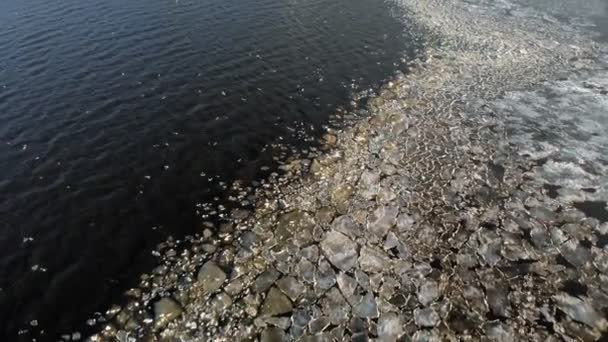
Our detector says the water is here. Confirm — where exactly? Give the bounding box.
[0,0,417,339]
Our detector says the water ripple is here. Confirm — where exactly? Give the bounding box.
[0,0,417,339]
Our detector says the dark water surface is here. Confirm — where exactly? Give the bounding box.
[0,0,416,339]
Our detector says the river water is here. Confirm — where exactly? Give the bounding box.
[0,0,418,339]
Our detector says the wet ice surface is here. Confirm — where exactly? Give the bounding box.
[75,0,608,341]
[488,56,608,207]
[509,0,608,42]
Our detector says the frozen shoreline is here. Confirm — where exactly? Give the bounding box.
[84,0,608,341]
